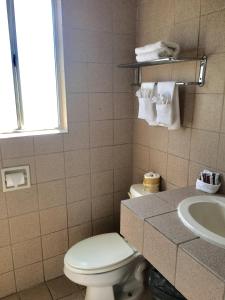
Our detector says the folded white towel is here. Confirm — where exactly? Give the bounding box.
[156,103,173,126]
[136,82,156,125]
[135,41,180,56]
[156,82,180,130]
[136,47,175,62]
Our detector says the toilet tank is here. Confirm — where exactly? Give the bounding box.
[129,184,152,198]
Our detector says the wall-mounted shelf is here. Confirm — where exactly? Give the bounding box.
[118,56,207,87]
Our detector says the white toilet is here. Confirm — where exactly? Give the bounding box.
[64,185,152,300]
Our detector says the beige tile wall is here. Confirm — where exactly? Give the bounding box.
[3,0,225,297]
[133,0,225,192]
[0,0,137,297]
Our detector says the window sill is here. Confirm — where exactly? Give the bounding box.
[0,128,68,139]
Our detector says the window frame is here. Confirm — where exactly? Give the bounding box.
[0,0,67,138]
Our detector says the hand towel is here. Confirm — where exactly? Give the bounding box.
[136,82,157,125]
[156,82,180,130]
[156,102,173,126]
[135,41,180,56]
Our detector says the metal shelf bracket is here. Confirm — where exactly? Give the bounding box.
[198,55,207,87]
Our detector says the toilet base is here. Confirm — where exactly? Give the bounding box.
[85,286,114,300]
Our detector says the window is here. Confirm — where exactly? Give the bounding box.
[0,0,67,137]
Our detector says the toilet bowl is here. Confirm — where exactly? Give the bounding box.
[64,233,146,300]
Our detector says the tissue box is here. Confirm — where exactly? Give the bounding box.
[196,179,221,194]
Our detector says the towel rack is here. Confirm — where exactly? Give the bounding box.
[118,56,207,87]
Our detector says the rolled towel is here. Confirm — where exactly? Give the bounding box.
[136,47,175,62]
[135,41,180,56]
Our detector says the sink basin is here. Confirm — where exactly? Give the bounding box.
[178,195,225,248]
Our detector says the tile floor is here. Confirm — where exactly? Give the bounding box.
[1,276,85,300]
[1,275,153,300]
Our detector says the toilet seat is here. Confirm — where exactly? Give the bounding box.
[65,253,139,275]
[64,233,137,275]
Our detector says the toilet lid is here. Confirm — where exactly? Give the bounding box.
[64,233,135,270]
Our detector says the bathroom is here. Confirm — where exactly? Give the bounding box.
[0,0,225,299]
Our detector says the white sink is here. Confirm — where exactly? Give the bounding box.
[178,195,225,248]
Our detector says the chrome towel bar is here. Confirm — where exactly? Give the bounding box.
[118,56,207,87]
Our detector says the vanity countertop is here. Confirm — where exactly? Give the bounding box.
[120,186,225,300]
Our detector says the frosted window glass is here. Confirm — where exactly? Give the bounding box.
[0,0,18,132]
[14,0,59,130]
